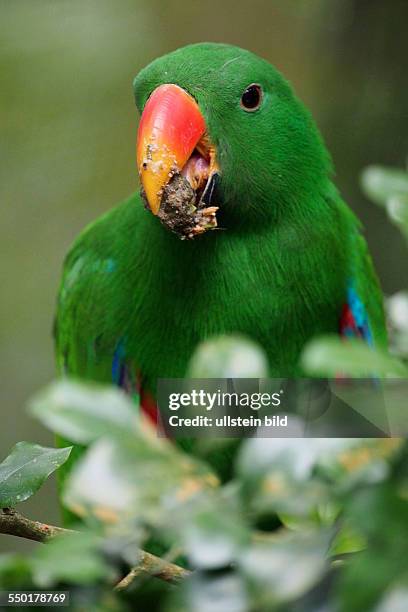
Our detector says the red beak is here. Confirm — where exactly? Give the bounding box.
[136,84,217,215]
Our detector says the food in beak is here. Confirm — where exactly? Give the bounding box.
[137,84,220,239]
[154,170,219,240]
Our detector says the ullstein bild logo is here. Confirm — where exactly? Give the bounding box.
[167,412,288,429]
[157,378,408,438]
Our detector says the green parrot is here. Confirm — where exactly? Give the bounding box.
[54,42,386,480]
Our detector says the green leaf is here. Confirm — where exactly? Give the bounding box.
[237,437,354,519]
[238,437,356,482]
[183,511,245,570]
[63,438,141,521]
[361,166,408,207]
[361,165,408,240]
[239,529,331,605]
[376,587,408,612]
[387,291,408,356]
[187,334,269,378]
[0,554,33,589]
[301,335,408,378]
[177,490,249,570]
[31,531,111,587]
[387,194,408,238]
[387,291,408,332]
[29,380,138,445]
[237,439,396,521]
[169,572,249,612]
[329,523,366,556]
[336,483,408,611]
[0,442,71,507]
[63,435,218,525]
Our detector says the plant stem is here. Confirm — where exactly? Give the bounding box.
[0,508,190,586]
[0,508,70,541]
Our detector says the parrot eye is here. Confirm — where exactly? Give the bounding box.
[240,84,263,111]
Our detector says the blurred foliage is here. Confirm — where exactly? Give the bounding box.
[1,160,408,610]
[361,166,408,240]
[2,0,408,609]
[2,0,408,555]
[0,379,406,611]
[187,335,269,378]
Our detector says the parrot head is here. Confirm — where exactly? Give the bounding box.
[134,43,331,235]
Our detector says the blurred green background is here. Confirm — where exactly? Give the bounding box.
[1,0,407,552]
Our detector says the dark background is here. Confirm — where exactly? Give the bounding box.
[1,0,407,553]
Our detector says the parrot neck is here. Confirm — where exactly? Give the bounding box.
[137,182,348,308]
[120,188,350,383]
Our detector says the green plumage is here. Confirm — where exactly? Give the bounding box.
[54,43,386,496]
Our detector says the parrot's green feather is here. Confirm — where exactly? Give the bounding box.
[54,43,386,517]
[56,190,385,383]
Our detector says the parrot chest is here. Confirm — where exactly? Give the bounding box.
[124,230,346,381]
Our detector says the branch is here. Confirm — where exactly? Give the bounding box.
[0,508,71,542]
[0,508,190,586]
[115,549,188,590]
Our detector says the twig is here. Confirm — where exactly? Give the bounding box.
[0,508,71,542]
[114,549,189,590]
[0,508,190,587]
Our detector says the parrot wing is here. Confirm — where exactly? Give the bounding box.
[53,196,159,520]
[56,196,137,381]
[338,203,387,349]
[54,197,159,406]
